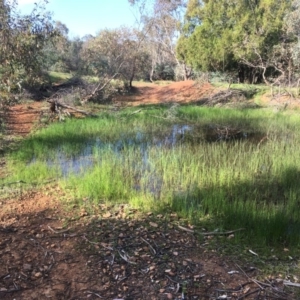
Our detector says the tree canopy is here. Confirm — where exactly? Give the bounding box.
[177,0,295,84]
[0,0,57,93]
[2,0,300,102]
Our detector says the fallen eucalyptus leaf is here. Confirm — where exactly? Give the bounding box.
[149,222,158,228]
[249,249,258,256]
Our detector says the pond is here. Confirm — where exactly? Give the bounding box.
[41,124,264,199]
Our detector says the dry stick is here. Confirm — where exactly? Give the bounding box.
[47,225,70,234]
[165,275,180,284]
[257,136,268,150]
[283,280,300,288]
[117,250,137,265]
[86,291,103,298]
[235,264,264,290]
[82,235,113,250]
[177,224,245,236]
[177,225,194,233]
[201,228,245,236]
[140,237,156,255]
[165,276,181,294]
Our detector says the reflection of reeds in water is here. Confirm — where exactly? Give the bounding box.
[4,105,300,247]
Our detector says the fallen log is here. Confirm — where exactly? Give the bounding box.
[47,99,98,117]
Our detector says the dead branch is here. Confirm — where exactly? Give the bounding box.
[47,225,70,234]
[81,57,126,104]
[177,224,245,236]
[47,99,97,117]
[177,225,194,233]
[81,73,120,103]
[201,228,245,236]
[283,280,300,288]
[235,263,264,290]
[198,89,258,107]
[117,250,137,264]
[140,237,156,255]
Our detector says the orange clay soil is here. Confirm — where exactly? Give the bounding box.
[114,81,216,106]
[0,81,295,299]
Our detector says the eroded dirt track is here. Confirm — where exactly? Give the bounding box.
[3,102,44,136]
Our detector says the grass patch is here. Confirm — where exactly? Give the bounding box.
[4,105,300,250]
[48,71,73,84]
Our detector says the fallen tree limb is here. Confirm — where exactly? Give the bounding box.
[81,73,119,103]
[47,99,98,117]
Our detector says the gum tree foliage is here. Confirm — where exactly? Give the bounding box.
[64,37,84,73]
[81,27,151,88]
[285,0,300,72]
[42,21,84,73]
[0,0,57,94]
[177,0,292,84]
[42,21,70,71]
[129,0,190,80]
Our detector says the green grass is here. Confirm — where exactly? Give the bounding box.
[48,71,122,85]
[4,105,300,249]
[48,71,73,84]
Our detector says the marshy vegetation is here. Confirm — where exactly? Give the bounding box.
[3,104,300,249]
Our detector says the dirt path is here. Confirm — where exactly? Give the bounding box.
[115,81,216,106]
[0,82,295,299]
[1,189,290,300]
[3,102,44,136]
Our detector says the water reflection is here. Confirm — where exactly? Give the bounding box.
[35,124,263,196]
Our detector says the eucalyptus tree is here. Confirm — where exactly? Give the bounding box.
[0,0,57,94]
[81,27,151,89]
[41,21,71,72]
[129,0,190,80]
[284,0,300,78]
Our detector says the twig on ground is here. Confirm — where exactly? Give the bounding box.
[200,228,245,236]
[177,225,194,233]
[166,274,180,284]
[235,264,264,290]
[82,235,113,250]
[117,250,137,265]
[283,280,300,288]
[140,237,156,255]
[47,225,70,234]
[86,291,103,298]
[177,224,245,236]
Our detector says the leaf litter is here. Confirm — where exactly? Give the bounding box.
[0,187,295,299]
